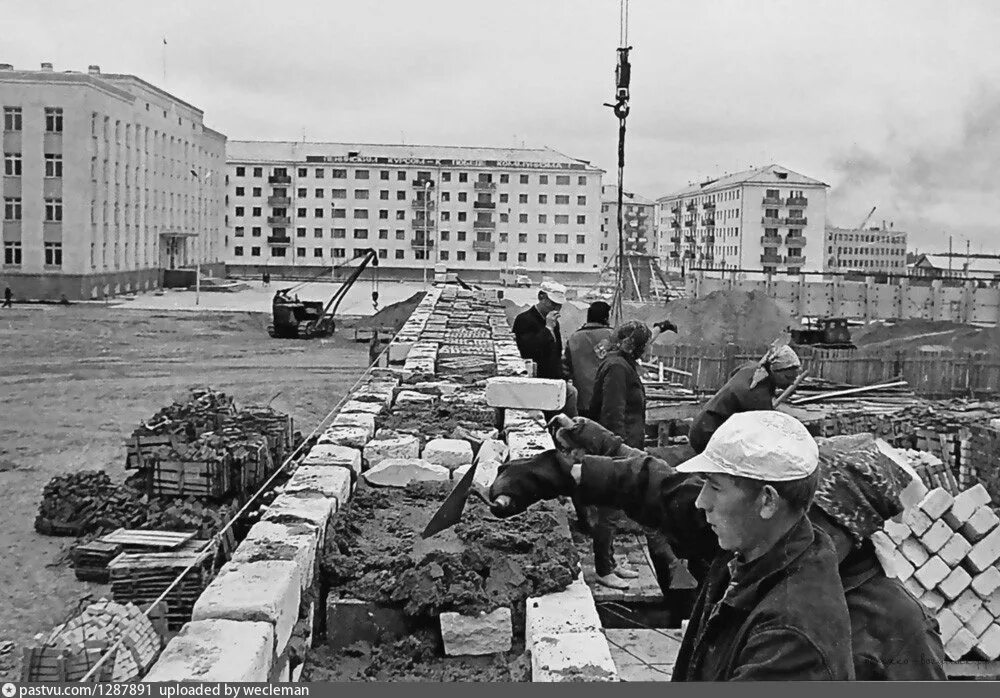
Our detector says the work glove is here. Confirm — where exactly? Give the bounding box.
[549,415,624,457]
[653,319,678,333]
[489,450,576,518]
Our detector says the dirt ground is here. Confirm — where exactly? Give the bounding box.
[0,304,368,674]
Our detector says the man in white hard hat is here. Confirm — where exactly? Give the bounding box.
[488,411,854,680]
[512,280,577,415]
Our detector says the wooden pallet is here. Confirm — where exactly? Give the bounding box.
[125,433,186,471]
[100,528,196,551]
[150,456,232,499]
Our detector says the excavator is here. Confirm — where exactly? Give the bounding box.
[267,248,379,339]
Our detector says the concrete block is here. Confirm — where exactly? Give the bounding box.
[914,556,949,590]
[937,608,963,644]
[388,341,413,363]
[317,425,370,449]
[413,380,461,396]
[473,459,502,490]
[966,527,1000,574]
[362,458,450,487]
[440,607,512,656]
[423,438,474,470]
[507,431,556,460]
[232,520,319,592]
[967,608,995,638]
[971,566,1000,598]
[973,624,1000,661]
[526,576,602,646]
[986,589,1000,617]
[944,484,992,529]
[452,464,470,481]
[917,488,954,520]
[262,492,336,547]
[331,411,377,435]
[477,439,509,464]
[939,533,974,568]
[938,566,973,601]
[532,632,618,682]
[301,444,362,475]
[945,627,979,662]
[920,590,946,613]
[485,377,567,411]
[961,506,1000,543]
[394,390,439,407]
[193,560,300,656]
[326,597,409,650]
[340,399,386,416]
[921,519,954,554]
[900,537,930,567]
[143,619,274,682]
[952,588,984,625]
[367,367,406,383]
[284,465,352,507]
[363,431,420,468]
[903,576,925,600]
[904,507,934,536]
[873,537,915,581]
[883,519,911,546]
[504,409,546,433]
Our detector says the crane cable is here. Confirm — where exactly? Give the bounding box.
[607,0,632,324]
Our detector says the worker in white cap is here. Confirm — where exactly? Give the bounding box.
[512,280,577,415]
[688,343,801,454]
[488,410,854,680]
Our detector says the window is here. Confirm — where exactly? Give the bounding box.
[442,192,450,202]
[498,252,508,262]
[441,212,451,222]
[314,188,324,198]
[577,196,587,206]
[253,167,263,177]
[457,212,467,222]
[456,251,466,261]
[380,170,390,180]
[355,189,369,200]
[297,247,306,258]
[296,227,307,238]
[334,248,346,258]
[554,253,568,263]
[476,251,491,261]
[355,170,369,180]
[556,175,570,185]
[538,214,547,224]
[538,195,548,204]
[518,252,527,263]
[519,194,528,204]
[396,211,406,220]
[395,249,405,259]
[397,171,406,181]
[440,250,450,261]
[578,176,587,186]
[235,166,246,177]
[378,249,388,259]
[252,207,262,216]
[519,175,529,184]
[458,192,467,202]
[314,168,325,179]
[576,254,585,263]
[554,194,569,205]
[442,172,452,182]
[537,252,547,263]
[272,247,287,257]
[296,207,307,217]
[332,189,347,199]
[379,190,389,200]
[234,246,244,256]
[539,175,548,185]
[253,187,262,197]
[45,198,63,222]
[333,208,346,219]
[395,230,405,240]
[333,228,346,238]
[250,246,261,256]
[41,241,62,266]
[519,213,528,224]
[576,235,586,244]
[499,193,509,203]
[354,228,369,239]
[457,231,467,242]
[499,213,508,223]
[45,107,63,133]
[4,152,21,176]
[252,227,262,237]
[554,234,568,244]
[554,215,569,225]
[298,168,307,177]
[576,215,586,225]
[314,248,324,257]
[500,174,509,184]
[459,172,468,183]
[4,241,22,265]
[236,187,245,196]
[538,233,548,243]
[332,169,347,179]
[235,226,245,237]
[3,107,22,131]
[440,231,450,241]
[378,229,388,239]
[378,209,389,220]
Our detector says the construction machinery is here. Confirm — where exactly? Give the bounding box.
[267,249,379,339]
[789,317,856,349]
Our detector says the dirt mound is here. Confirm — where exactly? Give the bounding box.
[356,292,426,331]
[854,319,1000,353]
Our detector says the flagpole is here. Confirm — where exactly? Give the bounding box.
[162,37,167,85]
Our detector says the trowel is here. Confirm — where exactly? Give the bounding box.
[421,459,492,538]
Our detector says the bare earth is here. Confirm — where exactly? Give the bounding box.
[0,304,367,672]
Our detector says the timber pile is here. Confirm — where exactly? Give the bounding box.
[72,541,123,583]
[21,599,160,682]
[126,388,237,469]
[874,483,1000,662]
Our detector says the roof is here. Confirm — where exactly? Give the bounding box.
[657,164,829,202]
[100,73,203,115]
[226,141,604,171]
[601,185,655,206]
[915,254,1000,275]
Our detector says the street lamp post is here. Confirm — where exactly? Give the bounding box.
[423,180,432,286]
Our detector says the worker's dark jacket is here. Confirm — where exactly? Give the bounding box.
[840,544,947,680]
[590,350,646,449]
[575,453,854,681]
[513,306,563,379]
[562,323,613,417]
[688,365,774,453]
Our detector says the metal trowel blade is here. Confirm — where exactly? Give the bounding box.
[421,459,480,539]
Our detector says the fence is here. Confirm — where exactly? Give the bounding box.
[650,344,1000,398]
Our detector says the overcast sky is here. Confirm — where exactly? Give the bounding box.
[3,0,998,252]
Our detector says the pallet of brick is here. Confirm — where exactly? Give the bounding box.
[149,454,233,500]
[99,528,196,552]
[960,425,1000,500]
[875,483,1000,662]
[72,541,124,583]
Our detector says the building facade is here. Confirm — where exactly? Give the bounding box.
[223,142,604,283]
[1,62,226,300]
[656,165,828,275]
[823,226,907,274]
[599,185,657,266]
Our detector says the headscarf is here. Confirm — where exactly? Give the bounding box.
[749,344,801,389]
[812,434,913,546]
[609,321,653,362]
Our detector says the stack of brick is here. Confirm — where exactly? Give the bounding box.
[874,483,1000,662]
[960,424,1000,501]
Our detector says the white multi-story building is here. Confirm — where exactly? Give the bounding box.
[0,62,226,300]
[656,165,828,275]
[824,225,907,274]
[599,185,657,266]
[223,142,604,283]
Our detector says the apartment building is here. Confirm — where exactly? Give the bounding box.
[824,225,907,274]
[224,142,604,283]
[656,165,828,275]
[0,62,226,300]
[599,185,657,266]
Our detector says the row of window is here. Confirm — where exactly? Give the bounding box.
[2,241,62,266]
[3,152,63,177]
[835,260,906,269]
[234,226,589,244]
[3,197,62,221]
[234,186,588,206]
[232,206,587,225]
[835,247,905,257]
[231,245,586,264]
[830,232,905,244]
[234,165,589,187]
[3,107,62,132]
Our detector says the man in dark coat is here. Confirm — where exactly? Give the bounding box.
[512,281,566,380]
[489,411,855,681]
[562,301,613,420]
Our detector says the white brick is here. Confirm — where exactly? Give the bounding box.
[477,439,509,464]
[340,399,386,415]
[883,520,911,546]
[388,341,413,363]
[945,627,979,661]
[485,377,567,411]
[873,537,915,581]
[971,567,1000,598]
[473,459,502,490]
[507,431,556,460]
[902,576,925,601]
[966,527,1000,574]
[262,492,337,547]
[395,390,438,407]
[526,576,602,646]
[900,537,930,567]
[973,624,1000,661]
[938,533,973,568]
[938,566,973,601]
[331,411,377,435]
[363,431,420,468]
[193,560,300,656]
[317,425,370,449]
[904,507,934,536]
[504,409,546,433]
[986,589,1000,617]
[937,608,963,644]
[143,619,274,682]
[452,464,471,481]
[920,590,946,613]
[362,458,450,487]
[921,519,954,554]
[301,444,362,475]
[967,608,995,638]
[531,632,618,682]
[914,556,950,590]
[917,488,954,519]
[232,520,319,592]
[961,506,1000,543]
[284,465,352,507]
[422,438,474,470]
[440,608,512,656]
[952,588,984,624]
[944,484,992,530]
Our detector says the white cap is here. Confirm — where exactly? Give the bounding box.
[539,281,567,305]
[678,411,818,482]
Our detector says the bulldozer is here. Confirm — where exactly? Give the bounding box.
[267,248,379,339]
[789,317,856,350]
